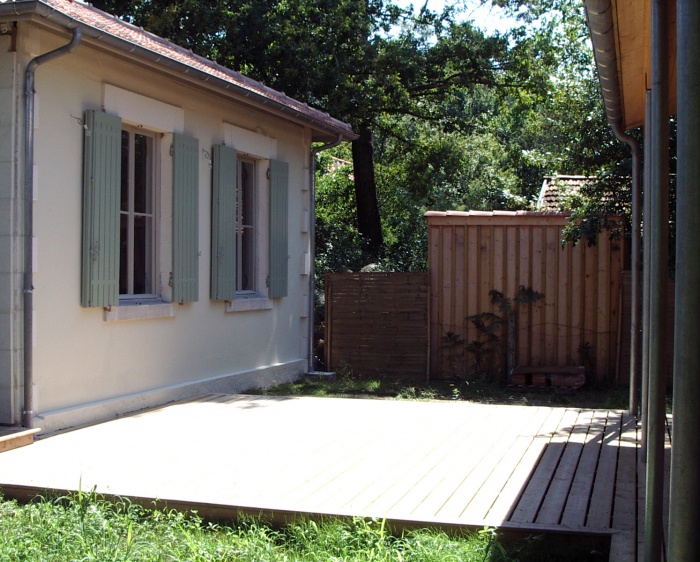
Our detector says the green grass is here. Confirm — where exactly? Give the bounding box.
[0,492,608,561]
[249,372,631,410]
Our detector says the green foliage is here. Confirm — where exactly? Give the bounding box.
[0,492,608,561]
[254,371,630,409]
[95,0,637,273]
[442,286,545,380]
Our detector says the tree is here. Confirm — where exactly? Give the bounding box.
[93,0,527,252]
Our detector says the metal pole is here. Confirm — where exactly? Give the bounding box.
[606,121,641,415]
[641,90,652,458]
[628,129,642,416]
[645,1,669,560]
[668,0,700,558]
[23,27,82,428]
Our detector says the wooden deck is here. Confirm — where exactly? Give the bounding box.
[0,395,670,561]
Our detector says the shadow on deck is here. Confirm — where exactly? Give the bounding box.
[0,395,669,562]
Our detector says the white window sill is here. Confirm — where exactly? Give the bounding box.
[103,302,177,322]
[226,295,272,313]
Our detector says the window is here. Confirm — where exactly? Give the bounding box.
[119,128,157,298]
[81,109,199,309]
[236,158,256,293]
[210,146,288,303]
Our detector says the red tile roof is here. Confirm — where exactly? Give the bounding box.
[536,175,594,211]
[1,0,356,142]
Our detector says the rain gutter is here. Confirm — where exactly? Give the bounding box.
[584,0,642,415]
[22,26,83,428]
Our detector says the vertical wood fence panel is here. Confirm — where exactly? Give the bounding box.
[617,271,674,385]
[325,272,430,381]
[426,211,624,383]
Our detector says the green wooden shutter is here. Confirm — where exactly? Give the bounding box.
[81,110,121,308]
[268,159,289,298]
[210,145,237,300]
[172,133,199,303]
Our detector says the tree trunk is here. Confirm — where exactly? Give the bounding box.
[351,126,384,252]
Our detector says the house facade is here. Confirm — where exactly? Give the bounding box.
[0,0,355,433]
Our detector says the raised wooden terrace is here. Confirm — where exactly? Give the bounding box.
[0,395,670,561]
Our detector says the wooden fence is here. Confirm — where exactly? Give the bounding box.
[426,211,625,384]
[324,272,430,380]
[617,271,675,385]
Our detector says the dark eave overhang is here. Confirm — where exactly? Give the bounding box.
[584,0,676,131]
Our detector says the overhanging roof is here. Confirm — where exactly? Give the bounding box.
[0,0,357,143]
[586,0,677,131]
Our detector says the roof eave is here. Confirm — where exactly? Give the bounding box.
[0,0,358,143]
[585,0,627,130]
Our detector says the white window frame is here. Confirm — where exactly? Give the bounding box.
[119,126,160,303]
[236,156,257,295]
[226,154,271,312]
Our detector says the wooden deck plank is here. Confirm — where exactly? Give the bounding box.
[0,428,40,453]
[437,407,547,521]
[309,405,484,515]
[586,410,624,529]
[509,408,579,523]
[363,405,500,519]
[610,531,637,562]
[614,413,639,532]
[400,410,514,519]
[0,395,666,562]
[458,407,554,523]
[536,409,593,525]
[560,410,609,528]
[636,419,645,562]
[487,407,570,524]
[388,406,522,521]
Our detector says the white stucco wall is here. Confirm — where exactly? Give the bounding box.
[10,24,315,432]
[0,32,22,424]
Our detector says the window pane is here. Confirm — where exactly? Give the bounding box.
[240,161,254,228]
[120,131,130,212]
[133,134,152,215]
[241,226,254,291]
[236,159,255,292]
[133,215,152,294]
[119,213,128,294]
[120,128,155,297]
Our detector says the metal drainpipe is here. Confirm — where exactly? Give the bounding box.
[641,89,652,459]
[22,27,83,428]
[584,0,642,416]
[608,122,642,416]
[308,135,343,372]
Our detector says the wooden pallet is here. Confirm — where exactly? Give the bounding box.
[510,365,586,389]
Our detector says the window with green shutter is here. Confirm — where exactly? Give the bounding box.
[82,110,200,310]
[215,154,289,308]
[211,145,237,300]
[171,133,200,303]
[268,159,289,298]
[81,110,122,308]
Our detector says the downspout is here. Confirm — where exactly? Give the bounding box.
[307,135,343,372]
[22,27,83,428]
[584,0,642,415]
[610,122,642,415]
